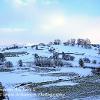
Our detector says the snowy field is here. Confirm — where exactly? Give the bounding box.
[0,43,100,100]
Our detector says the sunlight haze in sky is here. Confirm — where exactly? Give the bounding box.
[0,0,100,45]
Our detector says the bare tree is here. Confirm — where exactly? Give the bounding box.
[54,39,61,45]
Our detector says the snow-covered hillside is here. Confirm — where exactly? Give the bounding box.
[0,43,100,100]
[1,43,100,68]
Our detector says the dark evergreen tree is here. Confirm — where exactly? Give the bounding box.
[79,59,84,67]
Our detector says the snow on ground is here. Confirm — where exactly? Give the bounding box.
[0,66,78,100]
[51,45,100,67]
[0,72,59,85]
[44,81,78,87]
[6,54,34,66]
[0,69,60,100]
[0,66,91,100]
[4,46,52,66]
[52,45,97,55]
[0,44,100,100]
[1,44,100,67]
[48,67,92,77]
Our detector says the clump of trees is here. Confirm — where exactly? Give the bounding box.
[49,38,91,49]
[5,61,13,67]
[34,57,63,67]
[54,39,61,45]
[34,53,63,67]
[63,39,76,46]
[63,38,91,49]
[77,38,91,48]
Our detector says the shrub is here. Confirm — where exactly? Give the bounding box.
[34,57,63,67]
[63,42,69,46]
[70,56,75,61]
[62,54,75,61]
[79,59,84,67]
[49,47,55,53]
[0,53,5,62]
[83,58,91,63]
[5,61,13,67]
[18,60,23,67]
[92,60,97,64]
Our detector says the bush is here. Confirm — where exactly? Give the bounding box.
[18,60,23,67]
[70,56,75,61]
[49,47,55,53]
[79,59,84,67]
[34,53,39,58]
[63,42,69,46]
[62,54,75,61]
[0,53,5,62]
[5,61,13,67]
[34,57,63,67]
[54,59,63,67]
[83,58,91,63]
[92,60,97,64]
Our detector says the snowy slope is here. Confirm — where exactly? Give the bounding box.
[0,43,100,100]
[1,44,100,67]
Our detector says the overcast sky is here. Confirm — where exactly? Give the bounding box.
[0,0,100,45]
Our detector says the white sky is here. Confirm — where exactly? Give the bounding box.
[0,0,100,45]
